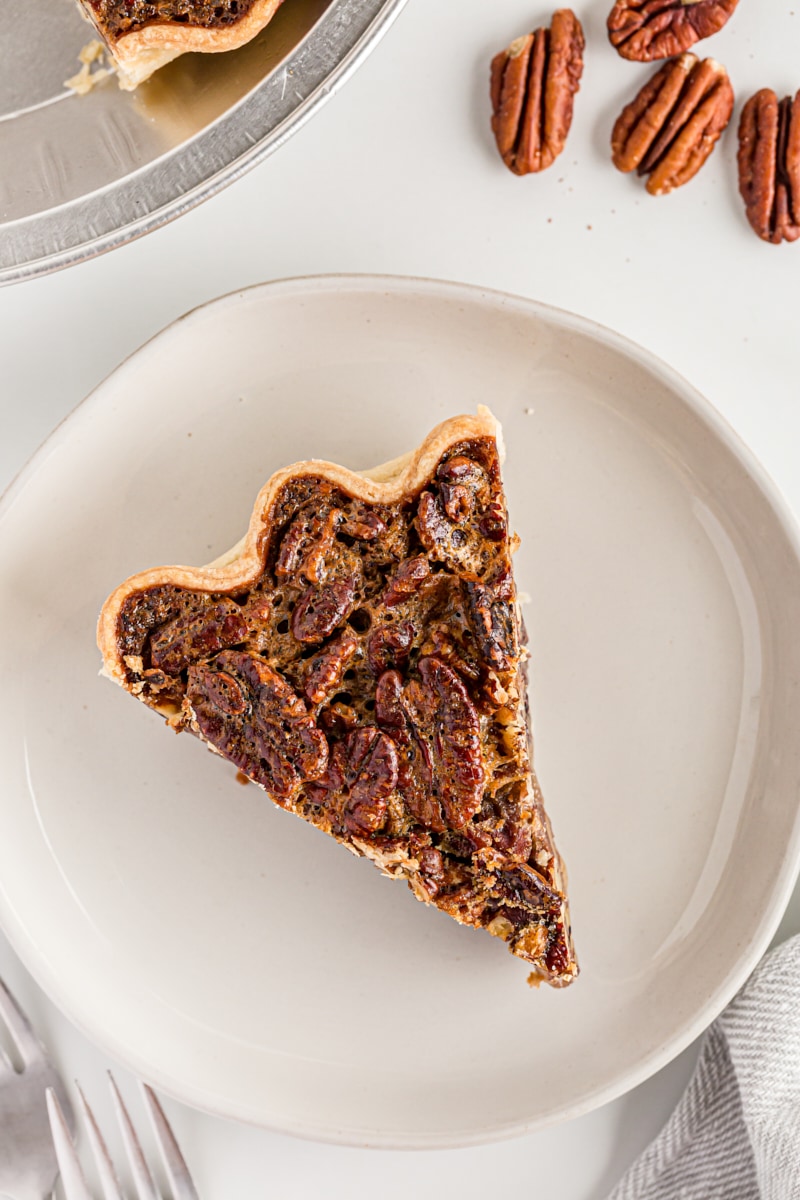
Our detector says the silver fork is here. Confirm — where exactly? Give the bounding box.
[0,975,75,1200]
[47,1073,199,1200]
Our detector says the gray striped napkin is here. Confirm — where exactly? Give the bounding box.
[608,935,800,1200]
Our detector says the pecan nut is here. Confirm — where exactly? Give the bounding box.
[413,843,445,898]
[416,491,458,557]
[463,576,518,671]
[339,505,387,541]
[150,596,247,676]
[415,657,485,829]
[342,728,398,834]
[607,0,738,62]
[366,620,415,676]
[194,666,247,716]
[308,726,398,835]
[473,784,533,861]
[291,577,357,643]
[319,700,358,740]
[304,632,359,704]
[421,624,481,681]
[611,54,733,195]
[382,555,431,607]
[375,669,439,830]
[436,455,487,487]
[437,455,486,523]
[416,490,497,573]
[478,501,507,542]
[187,650,328,802]
[275,506,339,584]
[490,9,584,176]
[738,89,800,244]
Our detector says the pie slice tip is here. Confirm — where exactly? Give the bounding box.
[98,406,578,987]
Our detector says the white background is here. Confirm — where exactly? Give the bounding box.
[2,0,800,1195]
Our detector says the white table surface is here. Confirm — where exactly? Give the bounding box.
[2,0,800,1195]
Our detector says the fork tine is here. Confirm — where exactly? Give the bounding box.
[108,1073,161,1200]
[46,1088,94,1200]
[140,1083,199,1200]
[75,1084,127,1200]
[0,976,46,1067]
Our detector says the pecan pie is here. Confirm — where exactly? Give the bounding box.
[76,0,285,89]
[97,409,577,987]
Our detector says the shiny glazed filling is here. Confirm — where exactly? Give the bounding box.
[115,437,574,980]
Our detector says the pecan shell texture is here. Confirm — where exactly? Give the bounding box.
[611,54,733,195]
[490,9,584,176]
[738,90,800,244]
[608,0,739,62]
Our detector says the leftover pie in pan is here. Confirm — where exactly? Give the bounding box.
[77,0,285,89]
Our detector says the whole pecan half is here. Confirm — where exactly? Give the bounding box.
[291,576,358,643]
[738,90,800,244]
[275,506,339,584]
[375,669,440,830]
[382,555,431,607]
[366,620,415,676]
[607,0,738,62]
[304,632,359,704]
[187,650,328,803]
[150,596,247,676]
[463,572,518,671]
[490,8,584,176]
[416,491,458,558]
[375,659,486,833]
[415,657,485,829]
[611,54,733,195]
[307,726,398,836]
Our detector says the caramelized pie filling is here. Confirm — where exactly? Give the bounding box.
[87,0,261,37]
[114,438,575,982]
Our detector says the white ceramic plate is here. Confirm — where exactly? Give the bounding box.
[1,276,800,1148]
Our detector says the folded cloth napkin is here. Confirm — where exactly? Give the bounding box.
[608,934,800,1200]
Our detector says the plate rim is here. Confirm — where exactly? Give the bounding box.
[2,273,800,1147]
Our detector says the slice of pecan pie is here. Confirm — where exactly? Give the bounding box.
[76,0,285,90]
[97,408,577,986]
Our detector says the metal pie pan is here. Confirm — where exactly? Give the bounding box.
[0,0,406,285]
